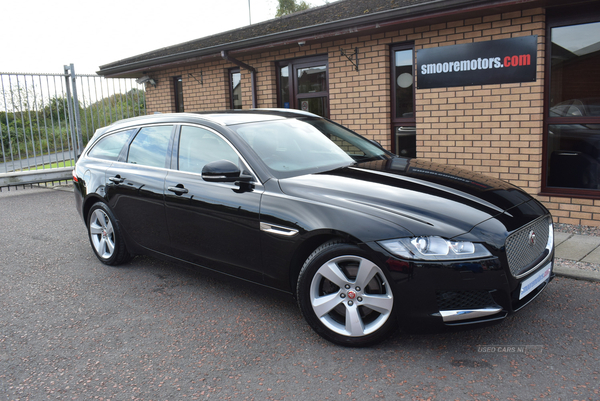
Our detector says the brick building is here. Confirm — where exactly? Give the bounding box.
[98,0,600,226]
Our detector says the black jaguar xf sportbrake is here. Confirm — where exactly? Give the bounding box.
[73,109,554,346]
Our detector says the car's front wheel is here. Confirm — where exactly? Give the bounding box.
[297,241,397,347]
[87,202,132,266]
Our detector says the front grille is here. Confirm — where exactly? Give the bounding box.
[505,216,551,278]
[436,290,497,310]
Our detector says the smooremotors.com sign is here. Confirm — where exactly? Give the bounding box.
[416,36,537,89]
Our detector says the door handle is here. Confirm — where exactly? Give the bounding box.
[168,185,189,195]
[109,175,125,184]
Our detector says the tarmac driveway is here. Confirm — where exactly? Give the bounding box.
[0,187,599,400]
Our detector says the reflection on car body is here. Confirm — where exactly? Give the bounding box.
[73,109,554,346]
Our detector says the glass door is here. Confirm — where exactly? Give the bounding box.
[277,56,329,118]
[294,63,328,117]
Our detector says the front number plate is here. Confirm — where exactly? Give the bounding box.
[519,262,552,300]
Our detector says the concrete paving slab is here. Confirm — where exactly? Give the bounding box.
[582,243,600,264]
[555,234,600,261]
[554,232,572,247]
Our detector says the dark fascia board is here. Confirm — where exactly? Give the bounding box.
[97,0,539,77]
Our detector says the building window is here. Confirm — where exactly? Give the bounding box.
[279,65,290,109]
[174,76,184,112]
[229,68,242,109]
[277,55,328,118]
[391,45,416,157]
[545,8,600,194]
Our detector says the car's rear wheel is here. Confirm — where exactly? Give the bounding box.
[297,241,397,347]
[87,202,132,266]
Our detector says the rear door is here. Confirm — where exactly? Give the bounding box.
[163,124,264,282]
[105,125,175,254]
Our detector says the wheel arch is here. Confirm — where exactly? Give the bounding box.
[287,230,362,295]
[82,194,106,227]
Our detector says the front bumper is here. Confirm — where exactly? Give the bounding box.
[382,248,554,328]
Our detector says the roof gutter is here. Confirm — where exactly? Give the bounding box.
[97,0,540,77]
[221,51,257,108]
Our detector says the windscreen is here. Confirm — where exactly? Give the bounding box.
[232,118,390,178]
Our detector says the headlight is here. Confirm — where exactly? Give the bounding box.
[378,236,492,261]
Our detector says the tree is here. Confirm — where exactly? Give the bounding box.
[276,0,311,17]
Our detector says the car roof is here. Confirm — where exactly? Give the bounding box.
[105,108,320,130]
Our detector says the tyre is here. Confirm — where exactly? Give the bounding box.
[87,202,132,266]
[297,241,397,347]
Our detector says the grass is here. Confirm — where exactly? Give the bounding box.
[33,160,74,169]
[11,159,74,172]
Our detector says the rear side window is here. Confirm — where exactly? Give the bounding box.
[87,129,135,160]
[127,126,173,168]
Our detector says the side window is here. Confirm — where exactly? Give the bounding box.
[178,125,239,174]
[87,129,135,160]
[127,126,173,168]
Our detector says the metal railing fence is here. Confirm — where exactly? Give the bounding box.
[0,65,145,189]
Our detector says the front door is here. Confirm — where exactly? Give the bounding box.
[163,125,264,282]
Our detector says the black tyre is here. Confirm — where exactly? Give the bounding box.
[297,241,397,347]
[87,202,132,266]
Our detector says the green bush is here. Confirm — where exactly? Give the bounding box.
[1,88,145,163]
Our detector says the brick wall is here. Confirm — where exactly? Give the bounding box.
[142,7,598,226]
[328,35,392,148]
[144,36,394,146]
[145,61,232,113]
[413,9,546,196]
[537,196,600,226]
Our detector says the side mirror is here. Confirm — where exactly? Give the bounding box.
[202,160,242,182]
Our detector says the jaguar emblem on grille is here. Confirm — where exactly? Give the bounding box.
[528,230,536,246]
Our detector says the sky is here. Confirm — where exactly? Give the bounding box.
[3,0,331,75]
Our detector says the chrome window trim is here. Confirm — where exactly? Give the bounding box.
[84,123,174,161]
[84,122,262,186]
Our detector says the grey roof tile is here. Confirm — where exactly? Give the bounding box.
[99,0,433,70]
